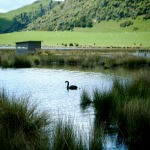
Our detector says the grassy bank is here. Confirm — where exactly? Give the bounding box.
[0,49,150,69]
[0,90,103,150]
[80,72,150,149]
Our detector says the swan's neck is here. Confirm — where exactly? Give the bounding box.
[66,82,69,88]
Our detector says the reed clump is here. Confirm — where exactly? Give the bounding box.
[13,55,33,68]
[50,120,86,150]
[80,72,150,148]
[105,54,150,68]
[0,89,104,150]
[50,119,103,150]
[0,90,50,150]
[0,49,150,69]
[120,100,150,149]
[80,90,92,107]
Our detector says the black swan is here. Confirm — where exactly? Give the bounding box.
[65,81,78,90]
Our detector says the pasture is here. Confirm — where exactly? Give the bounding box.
[0,31,150,47]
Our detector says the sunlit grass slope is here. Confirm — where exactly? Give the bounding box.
[74,16,150,33]
[0,31,149,47]
[0,0,49,32]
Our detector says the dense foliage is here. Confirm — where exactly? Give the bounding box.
[6,0,61,32]
[26,0,150,31]
[1,0,150,33]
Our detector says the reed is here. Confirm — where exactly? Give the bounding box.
[93,89,115,122]
[50,120,86,150]
[0,89,104,150]
[50,119,103,150]
[0,49,150,69]
[80,90,92,107]
[13,55,33,68]
[80,72,150,149]
[119,99,150,149]
[0,90,50,150]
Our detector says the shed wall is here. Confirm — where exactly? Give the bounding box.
[16,42,41,55]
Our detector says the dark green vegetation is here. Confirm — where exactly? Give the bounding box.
[120,21,133,27]
[24,0,150,31]
[0,0,61,33]
[0,49,150,69]
[0,0,149,33]
[0,90,49,150]
[80,72,150,149]
[0,90,103,150]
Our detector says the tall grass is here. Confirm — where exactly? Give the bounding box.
[80,90,92,108]
[121,100,150,149]
[80,72,150,149]
[0,89,104,150]
[0,90,50,150]
[13,55,33,68]
[50,120,86,150]
[0,49,150,69]
[50,119,103,150]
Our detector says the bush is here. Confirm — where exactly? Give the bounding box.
[120,21,133,27]
[69,43,74,46]
[143,14,150,20]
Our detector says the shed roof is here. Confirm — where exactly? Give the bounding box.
[15,41,42,44]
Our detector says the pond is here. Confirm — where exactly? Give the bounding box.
[0,68,128,149]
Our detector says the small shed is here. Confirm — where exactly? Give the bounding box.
[16,41,42,55]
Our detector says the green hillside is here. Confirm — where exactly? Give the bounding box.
[27,0,150,31]
[0,0,60,33]
[0,0,150,33]
[74,16,150,33]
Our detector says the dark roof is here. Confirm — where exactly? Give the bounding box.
[15,41,42,44]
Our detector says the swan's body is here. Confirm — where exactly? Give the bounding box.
[65,81,77,90]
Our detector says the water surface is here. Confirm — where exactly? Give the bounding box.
[0,68,127,149]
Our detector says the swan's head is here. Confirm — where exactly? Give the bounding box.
[65,81,69,84]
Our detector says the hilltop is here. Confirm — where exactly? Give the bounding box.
[0,0,61,33]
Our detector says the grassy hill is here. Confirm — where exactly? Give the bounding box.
[0,17,149,47]
[0,0,58,33]
[74,16,150,33]
[0,0,149,47]
[0,0,149,33]
[26,0,150,31]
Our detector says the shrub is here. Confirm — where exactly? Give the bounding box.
[69,43,74,46]
[120,21,133,27]
[143,14,150,20]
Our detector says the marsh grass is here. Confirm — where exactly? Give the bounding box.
[93,89,114,122]
[0,49,150,69]
[0,89,104,150]
[80,72,150,148]
[50,120,86,150]
[50,119,103,150]
[80,90,92,108]
[0,90,50,150]
[13,55,33,68]
[119,99,150,149]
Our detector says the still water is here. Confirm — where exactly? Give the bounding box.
[0,68,127,149]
